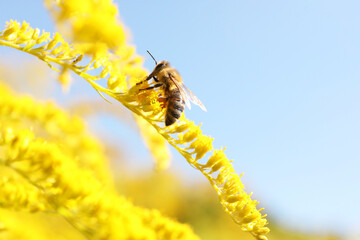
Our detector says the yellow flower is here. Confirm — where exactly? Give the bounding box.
[0,1,270,237]
[109,84,270,239]
[0,82,199,239]
[0,171,46,212]
[45,0,126,50]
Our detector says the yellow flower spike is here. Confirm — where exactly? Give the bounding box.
[223,178,240,196]
[0,174,46,212]
[167,123,190,134]
[0,83,200,239]
[18,30,33,44]
[56,44,72,59]
[31,28,40,40]
[46,0,126,50]
[201,148,227,169]
[93,58,104,69]
[100,65,111,78]
[214,170,227,185]
[253,218,270,236]
[21,28,40,51]
[4,20,18,31]
[1,10,270,238]
[136,90,165,116]
[0,84,111,185]
[45,32,62,50]
[36,30,51,44]
[187,134,214,160]
[5,129,33,161]
[18,21,30,35]
[1,127,15,146]
[2,20,20,40]
[53,42,68,55]
[246,213,264,229]
[207,156,232,174]
[226,195,244,204]
[177,123,202,144]
[107,75,126,92]
[166,116,192,134]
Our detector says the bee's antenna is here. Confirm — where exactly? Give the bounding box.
[147,50,158,65]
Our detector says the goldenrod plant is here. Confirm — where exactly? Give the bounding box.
[0,0,269,239]
[0,82,201,240]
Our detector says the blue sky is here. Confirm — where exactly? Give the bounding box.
[1,0,360,238]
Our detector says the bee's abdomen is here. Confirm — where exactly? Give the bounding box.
[165,95,185,126]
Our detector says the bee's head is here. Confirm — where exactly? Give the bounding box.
[155,61,170,70]
[147,50,170,74]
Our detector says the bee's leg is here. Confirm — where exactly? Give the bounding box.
[139,82,164,91]
[136,79,148,86]
[153,76,159,82]
[157,97,168,108]
[136,74,154,86]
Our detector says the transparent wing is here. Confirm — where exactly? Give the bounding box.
[181,84,207,112]
[168,73,207,112]
[168,74,192,109]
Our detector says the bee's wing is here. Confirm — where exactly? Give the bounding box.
[168,73,207,112]
[181,84,207,112]
[168,74,192,109]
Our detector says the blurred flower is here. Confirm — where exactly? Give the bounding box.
[0,82,199,239]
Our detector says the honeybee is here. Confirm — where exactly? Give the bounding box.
[137,51,207,126]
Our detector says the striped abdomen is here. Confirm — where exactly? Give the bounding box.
[165,90,185,126]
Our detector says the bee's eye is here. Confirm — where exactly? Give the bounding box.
[157,63,165,69]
